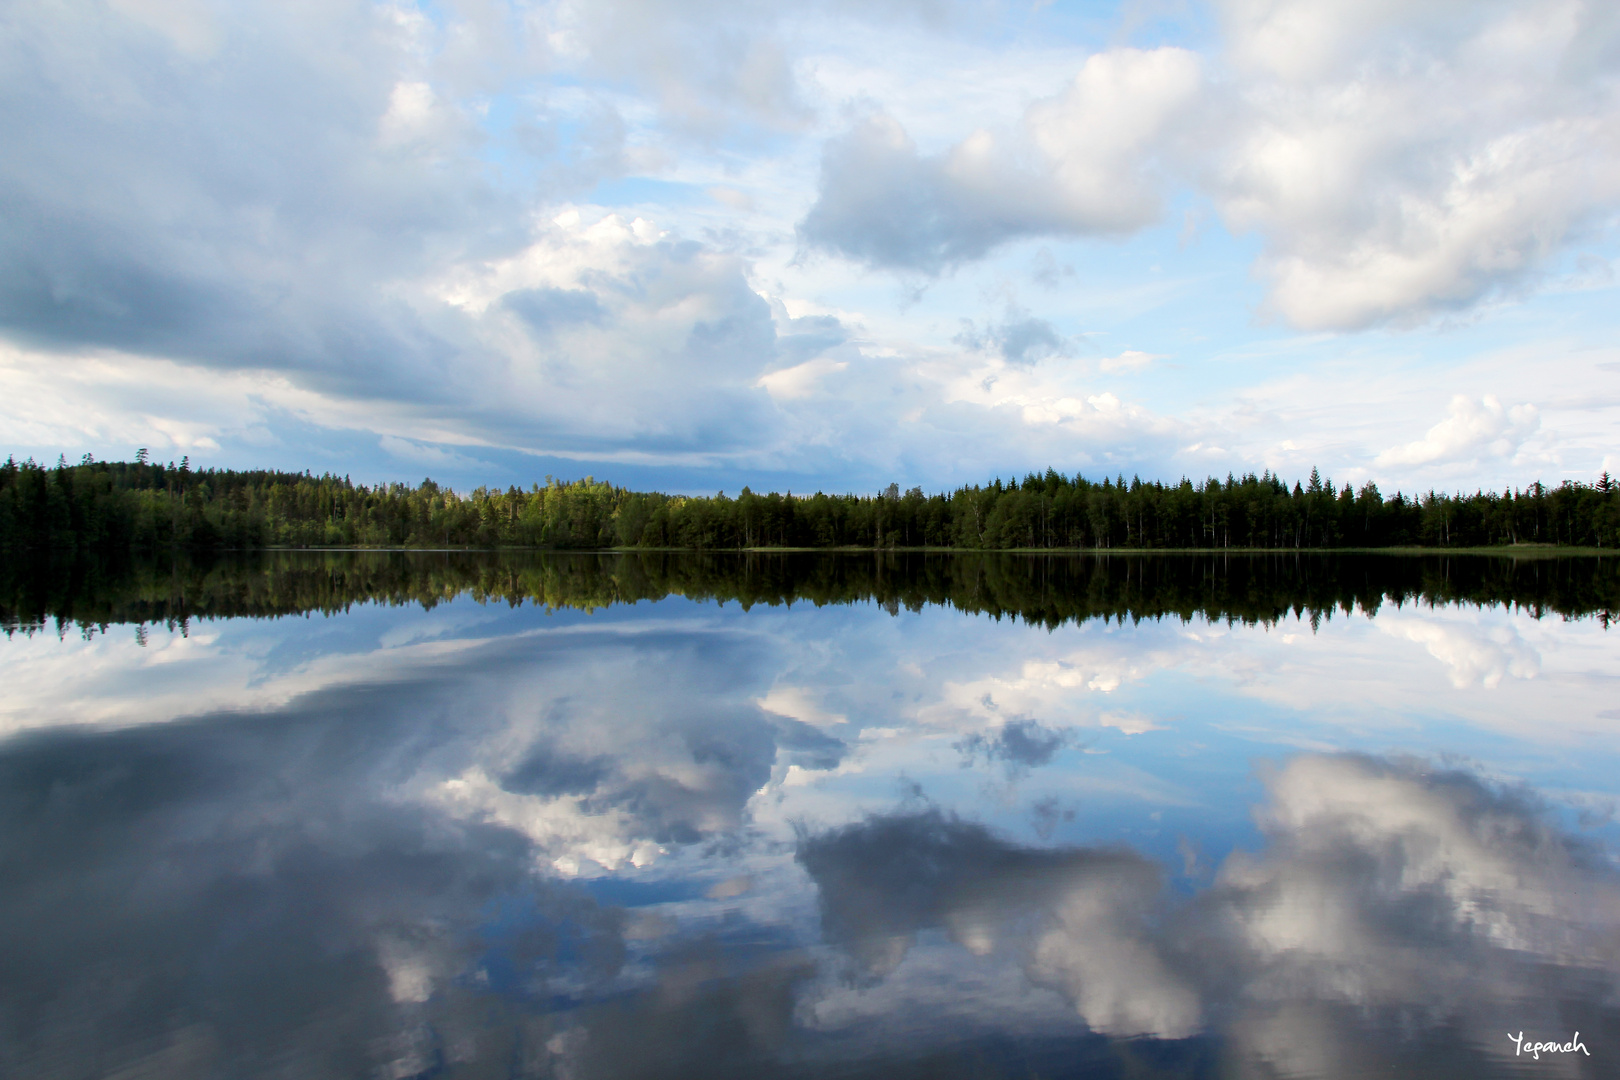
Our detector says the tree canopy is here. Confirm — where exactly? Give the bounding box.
[3,455,1618,553]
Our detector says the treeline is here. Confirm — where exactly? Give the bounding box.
[4,454,1619,552]
[4,549,1614,638]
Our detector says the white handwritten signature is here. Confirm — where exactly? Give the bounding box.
[1509,1031,1590,1060]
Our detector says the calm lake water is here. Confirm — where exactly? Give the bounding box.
[3,551,1618,1079]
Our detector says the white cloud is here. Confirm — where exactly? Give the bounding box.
[799,47,1202,271]
[802,1,1620,330]
[1374,394,1539,469]
[1210,0,1620,329]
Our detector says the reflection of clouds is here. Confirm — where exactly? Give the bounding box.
[436,766,668,874]
[797,810,1201,1039]
[5,595,1620,1075]
[540,946,818,1080]
[423,631,846,875]
[1215,754,1620,1075]
[2,614,849,877]
[1381,617,1541,689]
[755,684,847,728]
[0,614,858,1075]
[932,647,1179,737]
[1224,754,1620,973]
[0,686,628,1080]
[0,619,496,735]
[799,753,1620,1063]
[955,718,1068,772]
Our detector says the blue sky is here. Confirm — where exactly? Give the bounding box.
[2,0,1617,495]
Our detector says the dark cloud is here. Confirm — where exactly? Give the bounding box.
[503,737,616,796]
[548,944,818,1080]
[0,1,509,393]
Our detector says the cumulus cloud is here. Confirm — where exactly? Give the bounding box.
[0,0,508,388]
[440,211,795,453]
[801,1,1620,331]
[1210,0,1620,329]
[799,48,1202,272]
[1374,394,1539,469]
[0,1,877,473]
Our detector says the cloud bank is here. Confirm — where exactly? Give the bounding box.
[1,0,1617,492]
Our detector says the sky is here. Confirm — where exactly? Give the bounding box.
[2,0,1618,495]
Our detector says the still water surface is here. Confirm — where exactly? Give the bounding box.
[3,552,1618,1078]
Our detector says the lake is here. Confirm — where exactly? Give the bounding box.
[2,551,1617,1078]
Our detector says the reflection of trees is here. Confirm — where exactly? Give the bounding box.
[4,549,1615,635]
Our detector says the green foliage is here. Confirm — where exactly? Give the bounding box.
[5,549,1615,638]
[3,456,1619,553]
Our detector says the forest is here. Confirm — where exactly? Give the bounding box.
[4,549,1614,638]
[2,453,1618,553]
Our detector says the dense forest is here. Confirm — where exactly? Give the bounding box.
[3,453,1618,553]
[4,549,1614,638]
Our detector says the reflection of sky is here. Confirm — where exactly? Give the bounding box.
[2,593,1617,1077]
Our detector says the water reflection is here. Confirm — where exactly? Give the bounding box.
[4,548,1616,635]
[0,553,1615,1078]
